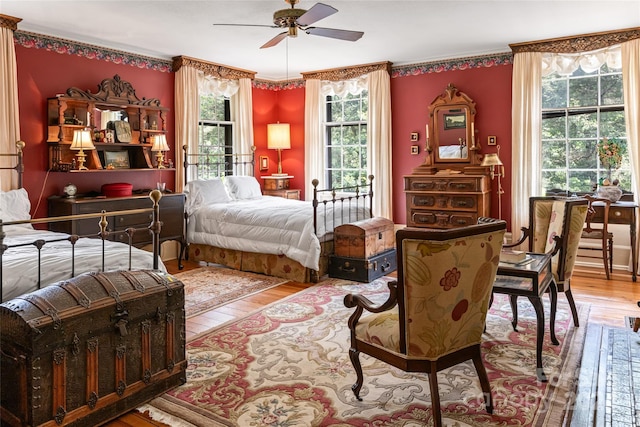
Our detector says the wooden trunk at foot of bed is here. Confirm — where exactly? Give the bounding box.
[187,241,333,283]
[0,270,186,427]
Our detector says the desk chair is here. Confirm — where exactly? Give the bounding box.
[505,197,589,326]
[579,195,613,279]
[344,222,506,427]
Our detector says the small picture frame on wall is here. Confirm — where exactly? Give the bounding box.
[411,145,419,155]
[488,135,497,146]
[410,132,419,142]
[259,155,269,171]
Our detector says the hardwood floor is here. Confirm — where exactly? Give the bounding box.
[106,260,640,426]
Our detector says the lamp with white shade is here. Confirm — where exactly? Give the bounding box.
[70,129,95,171]
[267,123,291,176]
[151,134,169,169]
[480,145,505,219]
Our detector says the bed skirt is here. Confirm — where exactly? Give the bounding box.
[187,242,333,283]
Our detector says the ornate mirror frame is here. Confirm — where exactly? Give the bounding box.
[426,83,480,167]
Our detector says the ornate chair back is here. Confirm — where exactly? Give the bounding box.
[345,221,506,427]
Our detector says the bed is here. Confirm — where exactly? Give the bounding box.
[0,142,166,302]
[181,146,373,282]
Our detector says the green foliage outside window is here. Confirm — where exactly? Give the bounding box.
[541,63,628,193]
[325,91,368,190]
[198,94,232,179]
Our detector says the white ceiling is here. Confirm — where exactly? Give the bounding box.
[3,1,640,81]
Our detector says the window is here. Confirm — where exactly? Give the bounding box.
[324,91,368,189]
[198,94,233,179]
[541,63,629,192]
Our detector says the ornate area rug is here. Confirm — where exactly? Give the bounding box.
[142,277,589,426]
[175,266,290,318]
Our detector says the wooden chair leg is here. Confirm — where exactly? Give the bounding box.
[602,238,611,280]
[564,288,580,327]
[509,295,519,331]
[609,236,614,277]
[349,348,364,400]
[472,348,493,414]
[428,366,442,427]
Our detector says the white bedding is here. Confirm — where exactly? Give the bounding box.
[2,227,167,302]
[187,195,371,271]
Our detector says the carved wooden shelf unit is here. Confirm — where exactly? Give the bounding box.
[47,75,169,172]
[405,84,492,229]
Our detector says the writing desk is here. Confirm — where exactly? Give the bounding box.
[590,200,638,282]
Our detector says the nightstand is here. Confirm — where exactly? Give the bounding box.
[263,189,301,200]
[261,176,300,200]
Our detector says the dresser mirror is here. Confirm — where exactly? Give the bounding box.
[428,83,476,164]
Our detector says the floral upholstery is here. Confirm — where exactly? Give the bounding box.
[354,225,505,360]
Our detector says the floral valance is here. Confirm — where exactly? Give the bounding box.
[302,61,391,81]
[542,45,621,76]
[172,55,256,80]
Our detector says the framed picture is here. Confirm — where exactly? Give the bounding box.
[411,145,419,155]
[443,113,466,130]
[259,155,269,171]
[488,135,497,146]
[104,151,130,169]
[410,132,419,142]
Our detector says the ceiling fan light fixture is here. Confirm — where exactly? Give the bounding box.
[288,26,298,37]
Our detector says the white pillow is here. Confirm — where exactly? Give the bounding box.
[184,179,231,215]
[224,176,262,200]
[0,188,34,230]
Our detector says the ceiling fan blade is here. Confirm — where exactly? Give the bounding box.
[304,27,364,42]
[214,23,278,28]
[260,31,288,49]
[296,3,337,26]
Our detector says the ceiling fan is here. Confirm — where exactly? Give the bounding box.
[214,0,364,49]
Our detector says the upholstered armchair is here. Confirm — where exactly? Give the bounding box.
[344,222,506,427]
[505,197,589,326]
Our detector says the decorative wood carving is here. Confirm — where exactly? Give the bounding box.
[510,27,640,53]
[302,61,392,81]
[172,55,256,80]
[66,74,161,107]
[0,14,22,31]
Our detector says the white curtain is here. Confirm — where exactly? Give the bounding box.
[231,78,254,174]
[511,51,543,240]
[174,66,200,190]
[542,45,621,76]
[622,39,640,209]
[304,72,392,218]
[367,69,393,219]
[304,79,324,198]
[0,24,21,191]
[621,39,640,271]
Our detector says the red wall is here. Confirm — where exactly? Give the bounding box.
[16,45,175,219]
[390,65,514,227]
[15,43,513,229]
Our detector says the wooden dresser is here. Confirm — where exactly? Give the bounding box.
[404,83,493,229]
[405,172,490,228]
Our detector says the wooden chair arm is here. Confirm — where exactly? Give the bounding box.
[503,226,530,248]
[344,280,398,329]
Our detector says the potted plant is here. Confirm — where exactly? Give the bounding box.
[596,137,626,201]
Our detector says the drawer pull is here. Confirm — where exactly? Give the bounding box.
[615,211,622,217]
[339,264,356,273]
[381,262,391,272]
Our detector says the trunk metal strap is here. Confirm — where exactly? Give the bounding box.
[90,272,124,311]
[57,280,91,308]
[20,293,61,329]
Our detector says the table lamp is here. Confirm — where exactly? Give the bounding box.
[481,145,504,219]
[151,134,169,169]
[70,130,95,171]
[267,123,290,176]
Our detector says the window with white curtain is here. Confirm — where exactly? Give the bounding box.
[324,90,369,189]
[198,94,233,179]
[541,49,629,193]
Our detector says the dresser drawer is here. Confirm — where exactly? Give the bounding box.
[407,209,478,229]
[408,193,478,211]
[405,176,487,193]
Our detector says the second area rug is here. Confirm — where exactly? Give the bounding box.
[142,276,588,426]
[175,266,290,318]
